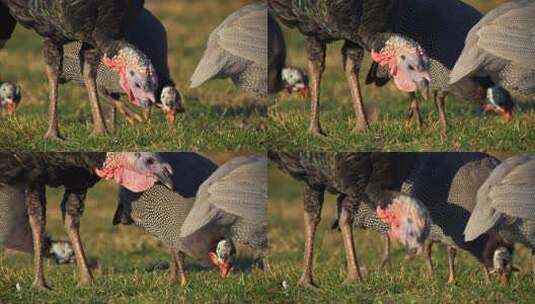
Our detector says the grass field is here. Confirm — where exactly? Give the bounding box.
[268,0,535,151]
[0,152,278,303]
[268,161,535,303]
[0,0,268,151]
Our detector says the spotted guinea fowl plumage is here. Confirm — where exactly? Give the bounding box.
[269,152,431,287]
[465,153,535,283]
[190,2,268,96]
[179,155,269,266]
[116,152,218,250]
[365,0,485,128]
[449,0,535,99]
[60,9,182,123]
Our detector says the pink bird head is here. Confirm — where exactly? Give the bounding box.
[371,35,431,99]
[103,46,158,109]
[95,152,173,192]
[376,193,431,256]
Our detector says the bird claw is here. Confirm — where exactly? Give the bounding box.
[31,280,52,290]
[308,126,326,137]
[114,101,144,124]
[44,130,65,141]
[297,276,319,289]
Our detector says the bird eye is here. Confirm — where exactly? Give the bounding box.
[408,65,415,71]
[401,55,406,60]
[145,158,155,165]
[129,71,135,77]
[135,83,141,89]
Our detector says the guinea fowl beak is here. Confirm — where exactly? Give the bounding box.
[498,272,510,286]
[165,109,178,124]
[502,109,513,123]
[155,166,173,190]
[5,101,16,115]
[418,78,430,100]
[299,86,309,99]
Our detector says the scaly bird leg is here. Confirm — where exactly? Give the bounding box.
[425,241,434,277]
[43,40,64,140]
[62,190,93,287]
[81,46,107,135]
[531,248,535,284]
[98,91,144,124]
[169,248,178,284]
[176,251,187,287]
[25,184,50,289]
[447,246,457,284]
[339,197,362,285]
[435,90,448,131]
[406,93,423,129]
[380,235,391,271]
[306,37,326,136]
[298,186,324,288]
[342,42,369,132]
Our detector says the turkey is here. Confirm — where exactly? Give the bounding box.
[0,152,173,289]
[333,153,510,283]
[0,182,74,265]
[269,0,431,135]
[117,155,268,286]
[465,153,535,285]
[269,152,431,287]
[365,0,500,129]
[268,10,309,96]
[61,9,184,125]
[0,0,158,139]
[449,0,535,122]
[191,3,306,98]
[0,81,21,115]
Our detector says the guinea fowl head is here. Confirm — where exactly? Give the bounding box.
[491,246,514,286]
[281,67,309,98]
[95,152,173,192]
[208,239,235,278]
[484,86,514,122]
[376,193,431,256]
[0,82,21,115]
[103,46,158,109]
[49,240,75,265]
[371,35,431,99]
[157,86,185,123]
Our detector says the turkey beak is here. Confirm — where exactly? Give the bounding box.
[155,166,173,190]
[418,78,430,100]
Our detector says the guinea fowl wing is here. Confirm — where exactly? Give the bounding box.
[179,155,268,239]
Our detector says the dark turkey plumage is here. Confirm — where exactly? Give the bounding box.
[0,0,157,139]
[269,152,431,287]
[269,0,431,134]
[365,0,488,129]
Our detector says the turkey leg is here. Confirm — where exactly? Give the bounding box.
[176,251,187,287]
[25,183,50,289]
[298,185,324,288]
[425,241,434,277]
[43,39,64,140]
[342,42,369,132]
[380,235,391,270]
[306,37,326,136]
[447,246,457,284]
[406,93,423,128]
[532,249,535,284]
[435,90,448,131]
[80,45,107,135]
[338,197,363,284]
[61,190,93,287]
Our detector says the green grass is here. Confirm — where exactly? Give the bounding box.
[0,153,276,303]
[266,0,535,151]
[0,0,268,151]
[267,164,535,303]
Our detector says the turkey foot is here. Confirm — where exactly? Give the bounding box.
[447,247,457,284]
[297,274,319,289]
[343,43,369,133]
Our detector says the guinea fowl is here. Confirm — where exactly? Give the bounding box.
[0,182,74,265]
[269,0,431,135]
[465,153,535,285]
[0,81,21,115]
[61,9,184,125]
[449,0,535,121]
[0,0,158,139]
[0,152,173,289]
[269,152,431,287]
[365,0,493,129]
[268,10,309,96]
[117,155,268,286]
[191,3,306,97]
[333,153,510,283]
